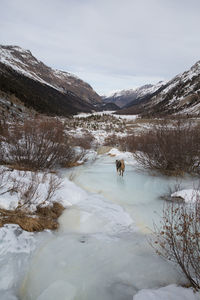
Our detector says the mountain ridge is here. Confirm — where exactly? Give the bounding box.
[103,81,164,108]
[114,60,200,116]
[0,45,102,116]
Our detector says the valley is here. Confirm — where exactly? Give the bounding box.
[1,44,200,300]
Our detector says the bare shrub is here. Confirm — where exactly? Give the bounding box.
[18,173,40,208]
[103,134,118,147]
[117,135,142,152]
[0,168,8,191]
[0,170,64,231]
[132,120,200,175]
[44,174,62,201]
[153,196,200,289]
[0,168,19,196]
[1,117,74,170]
[103,134,145,152]
[15,172,63,210]
[69,132,94,150]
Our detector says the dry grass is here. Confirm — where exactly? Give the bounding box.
[0,202,64,232]
[66,161,84,167]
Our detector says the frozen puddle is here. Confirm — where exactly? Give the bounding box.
[3,154,196,299]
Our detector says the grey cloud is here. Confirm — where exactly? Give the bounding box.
[1,0,200,94]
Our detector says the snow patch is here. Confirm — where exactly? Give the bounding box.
[133,284,200,300]
[108,148,138,166]
[171,189,200,203]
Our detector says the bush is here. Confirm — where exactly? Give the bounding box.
[132,120,200,175]
[117,135,143,152]
[103,133,146,152]
[0,117,74,170]
[103,134,118,147]
[69,132,94,149]
[153,195,200,289]
[0,168,63,210]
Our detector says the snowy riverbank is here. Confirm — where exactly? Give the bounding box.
[0,149,200,299]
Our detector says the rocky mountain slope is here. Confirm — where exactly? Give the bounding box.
[0,45,101,116]
[118,61,200,116]
[97,102,120,111]
[103,82,164,108]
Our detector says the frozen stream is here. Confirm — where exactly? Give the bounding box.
[15,154,197,299]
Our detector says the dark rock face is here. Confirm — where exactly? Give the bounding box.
[0,45,102,116]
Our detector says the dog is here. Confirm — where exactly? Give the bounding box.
[116,159,125,176]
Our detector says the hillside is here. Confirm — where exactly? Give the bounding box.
[103,82,164,108]
[118,61,200,116]
[0,45,102,116]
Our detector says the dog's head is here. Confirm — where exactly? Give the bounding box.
[116,160,121,170]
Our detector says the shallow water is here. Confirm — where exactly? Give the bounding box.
[19,155,195,300]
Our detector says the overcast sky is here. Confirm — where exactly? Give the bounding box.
[1,0,200,95]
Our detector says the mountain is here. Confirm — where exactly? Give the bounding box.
[96,102,120,111]
[118,61,200,116]
[103,82,164,108]
[0,45,101,116]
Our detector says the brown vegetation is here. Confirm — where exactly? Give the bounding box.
[104,133,143,152]
[104,119,200,175]
[0,202,64,232]
[0,168,65,231]
[69,132,94,150]
[65,114,126,133]
[104,134,118,147]
[152,196,200,289]
[0,62,94,116]
[0,117,74,170]
[131,120,200,175]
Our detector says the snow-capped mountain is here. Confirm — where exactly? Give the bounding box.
[103,82,164,108]
[0,45,101,116]
[119,61,200,116]
[145,60,200,116]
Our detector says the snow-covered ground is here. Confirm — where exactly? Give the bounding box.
[67,111,146,146]
[171,189,200,203]
[0,224,53,300]
[133,284,200,300]
[0,168,71,212]
[74,111,116,118]
[74,110,139,120]
[0,149,199,299]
